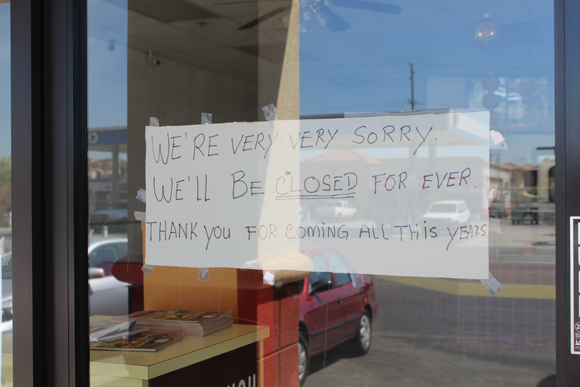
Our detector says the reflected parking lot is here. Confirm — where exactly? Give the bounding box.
[304,275,555,387]
[298,219,555,386]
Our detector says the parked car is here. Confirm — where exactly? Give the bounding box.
[89,199,128,233]
[511,204,539,225]
[88,237,128,276]
[314,200,357,220]
[489,200,508,218]
[88,237,130,316]
[2,251,13,333]
[423,200,470,224]
[297,247,377,385]
[2,237,130,333]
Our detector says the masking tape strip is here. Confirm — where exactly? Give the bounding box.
[351,273,366,288]
[490,130,508,150]
[489,217,502,234]
[263,271,275,285]
[490,130,505,145]
[149,117,160,127]
[198,267,209,281]
[141,264,155,277]
[201,112,213,125]
[479,271,503,295]
[134,211,146,222]
[136,188,146,203]
[262,104,278,122]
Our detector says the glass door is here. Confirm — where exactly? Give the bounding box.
[86,1,556,386]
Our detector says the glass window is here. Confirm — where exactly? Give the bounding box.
[326,252,352,287]
[309,253,333,292]
[87,0,555,386]
[0,2,11,384]
[88,240,128,268]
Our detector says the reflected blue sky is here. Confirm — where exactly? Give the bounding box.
[0,3,10,159]
[88,0,128,128]
[82,0,555,166]
[0,1,557,163]
[299,0,554,113]
[298,0,554,165]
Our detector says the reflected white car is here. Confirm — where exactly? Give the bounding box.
[2,237,130,333]
[89,200,128,233]
[423,200,470,224]
[315,200,357,219]
[88,237,130,316]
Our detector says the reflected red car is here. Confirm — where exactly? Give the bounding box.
[297,246,378,385]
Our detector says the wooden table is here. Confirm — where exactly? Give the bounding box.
[3,319,270,387]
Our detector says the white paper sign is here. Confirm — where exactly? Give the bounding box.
[145,110,490,279]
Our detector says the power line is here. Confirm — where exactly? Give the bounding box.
[409,63,416,111]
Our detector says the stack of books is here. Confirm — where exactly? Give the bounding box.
[90,320,147,343]
[89,320,184,352]
[89,327,184,352]
[111,310,233,337]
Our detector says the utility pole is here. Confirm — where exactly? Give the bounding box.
[409,63,416,111]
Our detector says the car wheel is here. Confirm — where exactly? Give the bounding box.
[298,334,310,386]
[350,309,372,355]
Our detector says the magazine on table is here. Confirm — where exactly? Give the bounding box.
[89,328,184,352]
[110,310,233,336]
[89,320,143,343]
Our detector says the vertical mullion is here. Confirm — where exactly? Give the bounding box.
[70,0,90,383]
[11,0,46,385]
[12,0,88,385]
[11,0,46,384]
[559,0,580,385]
[555,0,566,385]
[44,0,89,384]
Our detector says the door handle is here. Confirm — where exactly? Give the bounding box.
[337,298,343,304]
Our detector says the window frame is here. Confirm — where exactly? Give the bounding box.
[11,0,89,385]
[6,0,578,385]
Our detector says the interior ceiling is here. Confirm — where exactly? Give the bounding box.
[123,0,291,83]
[97,0,538,85]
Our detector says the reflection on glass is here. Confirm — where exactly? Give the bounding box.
[300,1,555,386]
[0,1,11,385]
[88,0,128,237]
[88,0,555,386]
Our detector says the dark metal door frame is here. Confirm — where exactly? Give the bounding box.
[11,0,89,385]
[555,0,580,386]
[6,0,578,385]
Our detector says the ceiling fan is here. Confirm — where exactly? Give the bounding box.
[217,0,402,32]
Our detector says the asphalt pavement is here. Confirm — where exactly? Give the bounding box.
[304,277,556,387]
[303,221,556,386]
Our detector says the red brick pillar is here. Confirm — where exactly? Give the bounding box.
[236,269,300,387]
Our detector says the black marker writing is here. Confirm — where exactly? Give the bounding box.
[153,177,173,203]
[203,225,231,250]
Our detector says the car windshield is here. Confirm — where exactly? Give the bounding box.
[429,204,457,213]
